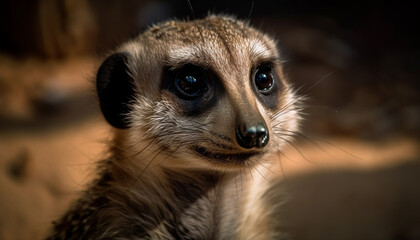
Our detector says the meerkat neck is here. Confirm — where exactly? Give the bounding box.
[99,147,235,239]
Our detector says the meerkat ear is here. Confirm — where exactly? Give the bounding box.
[96,52,135,129]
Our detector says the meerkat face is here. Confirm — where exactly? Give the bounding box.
[97,15,301,171]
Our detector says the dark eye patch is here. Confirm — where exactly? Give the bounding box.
[174,65,209,100]
[251,62,282,110]
[255,65,275,94]
[161,64,221,116]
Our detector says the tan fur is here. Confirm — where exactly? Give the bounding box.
[47,15,302,240]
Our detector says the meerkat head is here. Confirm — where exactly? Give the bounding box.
[96,15,301,171]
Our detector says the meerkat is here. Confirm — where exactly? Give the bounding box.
[46,15,301,240]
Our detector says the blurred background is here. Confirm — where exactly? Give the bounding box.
[0,0,419,239]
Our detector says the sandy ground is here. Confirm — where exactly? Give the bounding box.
[0,119,110,240]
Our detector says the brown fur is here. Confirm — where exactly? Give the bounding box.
[46,15,302,239]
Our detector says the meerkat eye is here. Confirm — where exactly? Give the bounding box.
[254,66,274,94]
[174,66,209,99]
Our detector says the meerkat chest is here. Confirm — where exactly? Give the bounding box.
[153,193,221,239]
[149,173,234,240]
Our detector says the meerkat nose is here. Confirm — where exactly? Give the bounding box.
[236,122,269,149]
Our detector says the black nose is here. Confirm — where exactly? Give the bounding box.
[236,122,269,149]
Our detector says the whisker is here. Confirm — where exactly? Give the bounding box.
[269,71,337,124]
[132,147,167,186]
[258,162,277,176]
[299,69,337,96]
[270,94,306,121]
[125,137,157,161]
[280,130,330,155]
[276,136,313,163]
[152,146,180,168]
[304,105,340,113]
[186,0,195,19]
[247,0,255,18]
[253,166,268,182]
[248,167,255,182]
[313,137,363,161]
[276,150,289,183]
[280,129,363,160]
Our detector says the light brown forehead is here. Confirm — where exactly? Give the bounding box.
[148,17,279,71]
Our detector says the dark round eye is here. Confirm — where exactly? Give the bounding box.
[255,66,274,94]
[174,68,208,99]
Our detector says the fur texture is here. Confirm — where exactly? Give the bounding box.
[46,15,302,240]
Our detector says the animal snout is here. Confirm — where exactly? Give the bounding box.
[235,122,269,149]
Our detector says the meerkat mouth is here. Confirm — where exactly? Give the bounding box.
[191,146,262,163]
